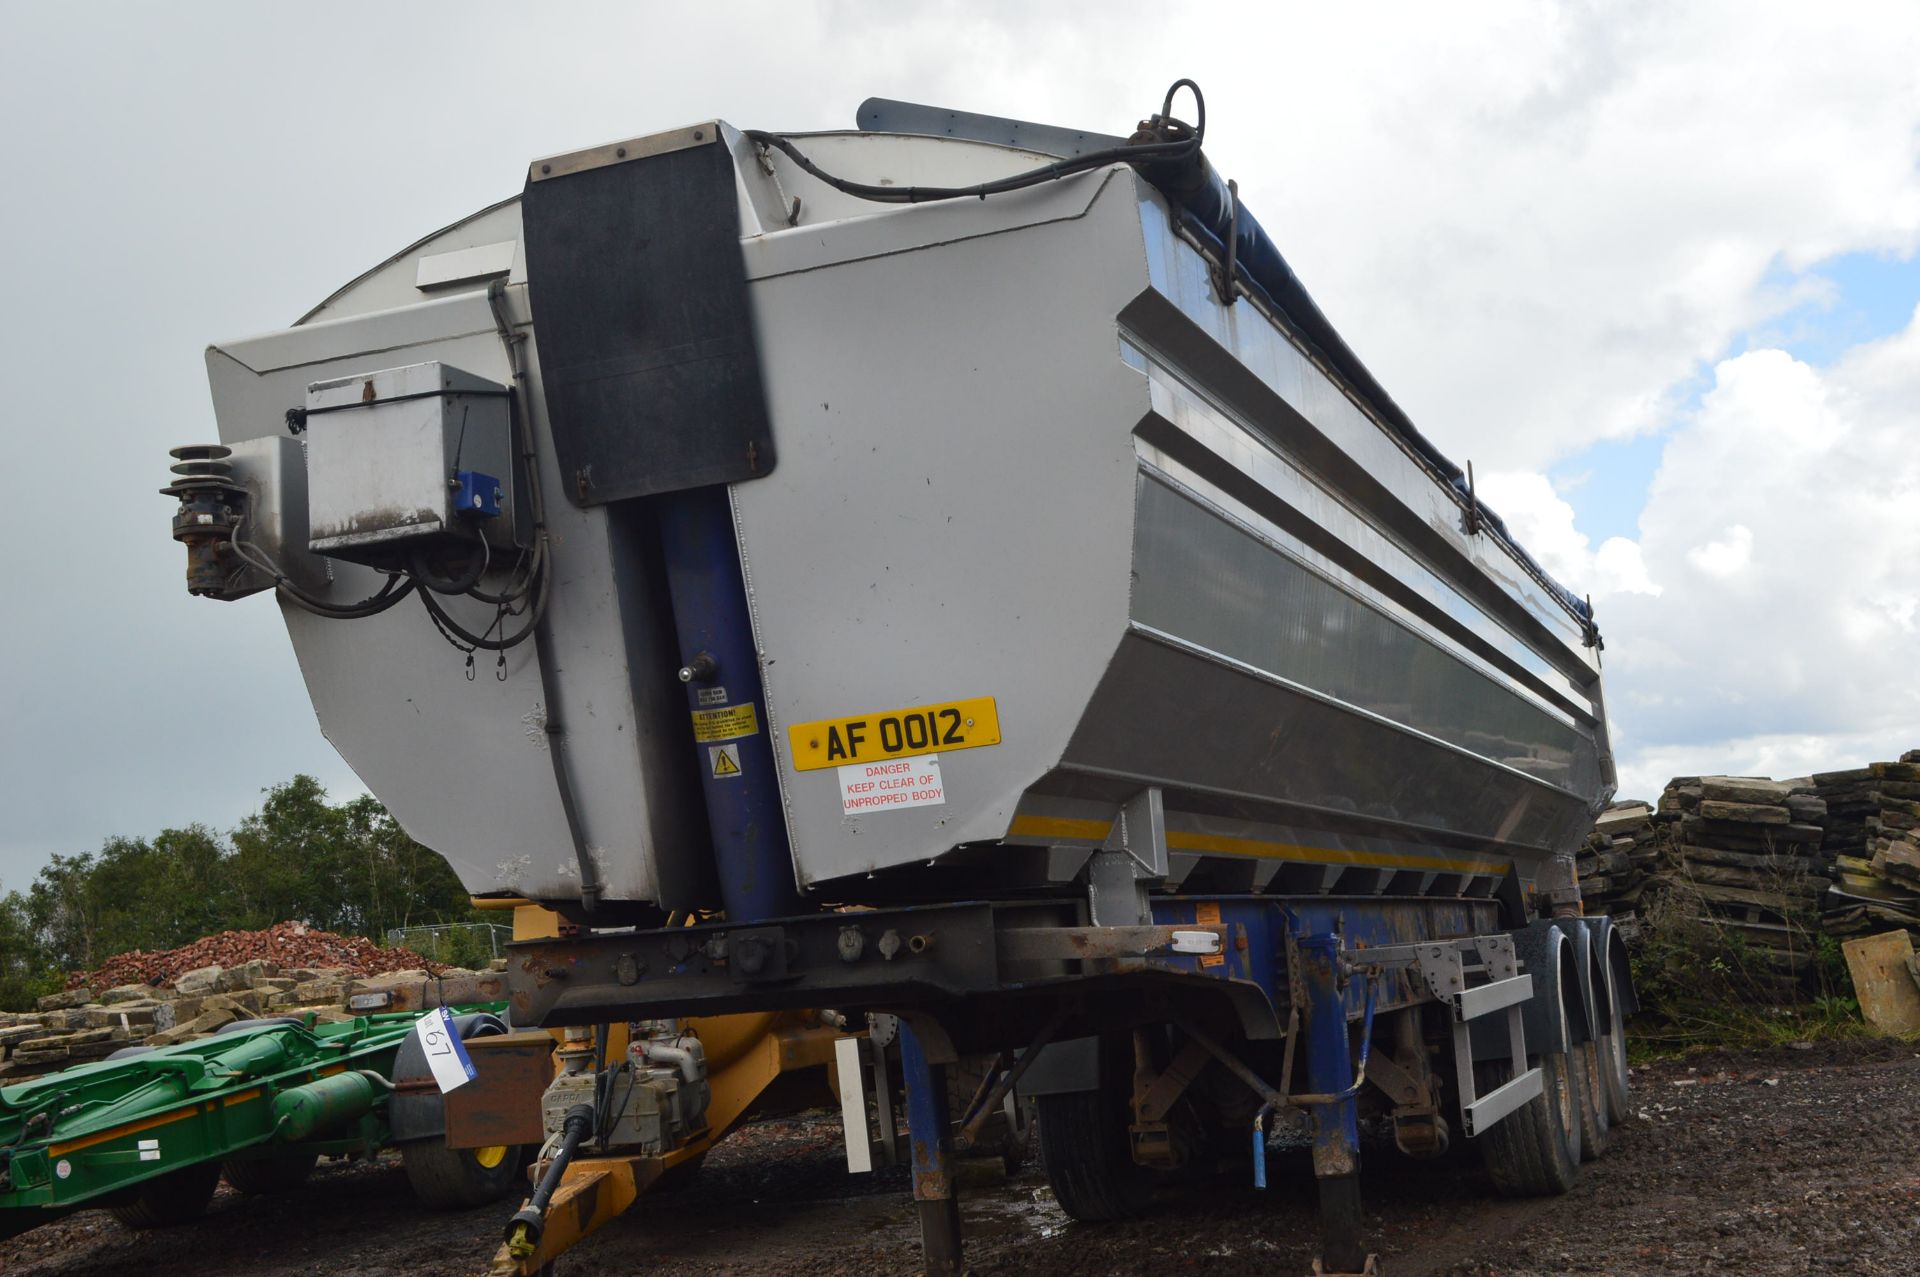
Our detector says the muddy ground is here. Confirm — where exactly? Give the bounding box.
[5,1039,1916,1277]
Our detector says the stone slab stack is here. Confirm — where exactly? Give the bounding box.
[1650,775,1828,991]
[1818,751,1920,948]
[1576,800,1663,932]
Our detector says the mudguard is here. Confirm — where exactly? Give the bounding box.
[388,1012,511,1142]
[1474,920,1575,1060]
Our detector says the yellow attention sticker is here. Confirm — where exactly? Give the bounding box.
[691,703,759,743]
[787,697,1000,772]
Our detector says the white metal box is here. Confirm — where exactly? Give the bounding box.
[222,434,330,599]
[304,361,518,564]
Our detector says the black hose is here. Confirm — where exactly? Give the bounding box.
[504,1103,594,1246]
[743,79,1204,206]
[415,574,544,650]
[227,515,418,620]
[464,547,535,606]
[409,540,491,597]
[590,1028,611,1145]
[277,573,418,620]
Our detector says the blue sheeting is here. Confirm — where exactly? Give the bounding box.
[1157,158,1594,626]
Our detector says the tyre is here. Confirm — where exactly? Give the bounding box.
[1477,1046,1580,1197]
[222,1152,319,1195]
[400,1139,524,1210]
[1597,971,1632,1124]
[1571,1038,1611,1161]
[1036,1032,1154,1222]
[107,1162,222,1228]
[1476,965,1584,1197]
[1037,1089,1152,1221]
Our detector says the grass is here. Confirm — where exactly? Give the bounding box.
[1626,996,1873,1062]
[1623,846,1875,1060]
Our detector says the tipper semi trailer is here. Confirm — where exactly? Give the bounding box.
[163,81,1633,1275]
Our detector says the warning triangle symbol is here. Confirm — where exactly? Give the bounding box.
[712,747,741,777]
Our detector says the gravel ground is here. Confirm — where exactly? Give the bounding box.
[4,1038,1916,1277]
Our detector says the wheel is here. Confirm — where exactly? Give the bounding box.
[1597,972,1632,1124]
[1571,1038,1611,1161]
[107,1162,222,1228]
[1476,967,1584,1197]
[223,1152,319,1195]
[1477,1045,1580,1197]
[400,1140,524,1209]
[1038,1090,1151,1221]
[1036,1035,1151,1222]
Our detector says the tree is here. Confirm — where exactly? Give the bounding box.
[26,852,103,973]
[0,776,489,1011]
[229,775,351,932]
[0,888,58,1008]
[337,795,472,938]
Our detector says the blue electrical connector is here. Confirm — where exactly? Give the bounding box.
[452,470,502,519]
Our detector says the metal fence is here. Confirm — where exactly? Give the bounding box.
[385,922,512,968]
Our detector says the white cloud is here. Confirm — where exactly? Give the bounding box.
[1476,471,1661,598]
[1586,318,1920,794]
[5,2,1920,876]
[1618,727,1920,803]
[1685,525,1753,579]
[1218,3,1920,471]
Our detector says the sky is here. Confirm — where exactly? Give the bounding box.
[1,1,1917,889]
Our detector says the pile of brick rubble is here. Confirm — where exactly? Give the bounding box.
[1,925,502,1082]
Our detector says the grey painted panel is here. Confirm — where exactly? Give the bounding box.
[1130,474,1591,791]
[732,171,1153,888]
[1060,630,1591,858]
[1131,194,1601,681]
[204,289,707,908]
[1127,343,1592,715]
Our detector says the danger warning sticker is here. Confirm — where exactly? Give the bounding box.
[839,754,945,815]
[709,744,742,779]
[691,703,758,743]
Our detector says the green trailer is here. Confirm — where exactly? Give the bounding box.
[0,1006,522,1240]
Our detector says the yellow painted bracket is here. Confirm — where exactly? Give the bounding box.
[484,903,854,1276]
[490,1147,686,1276]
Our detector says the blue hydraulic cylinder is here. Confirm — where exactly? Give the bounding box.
[656,486,805,923]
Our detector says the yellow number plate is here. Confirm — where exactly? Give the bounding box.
[787,697,1000,772]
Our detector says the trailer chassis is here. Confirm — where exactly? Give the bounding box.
[506,893,1632,1275]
